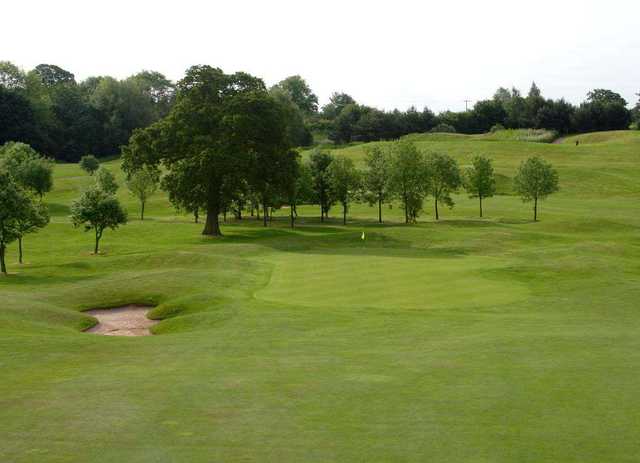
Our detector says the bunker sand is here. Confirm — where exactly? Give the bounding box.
[84,305,157,336]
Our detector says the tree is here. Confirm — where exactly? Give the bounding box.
[15,200,49,264]
[526,82,546,127]
[269,87,313,146]
[388,140,426,223]
[536,99,574,134]
[587,89,627,106]
[126,168,160,220]
[285,161,313,228]
[329,103,363,144]
[19,157,54,198]
[34,64,76,87]
[79,155,100,175]
[464,155,496,217]
[95,167,119,195]
[271,75,318,115]
[309,149,335,221]
[71,187,127,254]
[0,87,39,147]
[0,170,39,275]
[0,61,26,89]
[322,92,356,119]
[123,66,289,236]
[0,142,54,198]
[363,145,391,223]
[513,156,559,221]
[425,152,462,220]
[327,156,360,225]
[470,99,507,133]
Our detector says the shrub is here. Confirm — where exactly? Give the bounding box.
[430,123,457,133]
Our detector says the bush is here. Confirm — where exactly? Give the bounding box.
[79,155,100,175]
[430,123,457,133]
[490,123,506,133]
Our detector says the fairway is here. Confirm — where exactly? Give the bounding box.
[2,131,640,462]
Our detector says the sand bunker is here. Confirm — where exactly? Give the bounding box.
[84,305,157,336]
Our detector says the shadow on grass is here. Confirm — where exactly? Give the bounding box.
[48,202,70,216]
[195,216,471,259]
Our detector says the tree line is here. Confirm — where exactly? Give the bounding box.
[0,62,175,161]
[1,61,639,161]
[317,84,636,144]
[0,65,562,275]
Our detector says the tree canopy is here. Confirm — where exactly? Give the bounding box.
[123,65,291,236]
[513,157,559,221]
[464,155,496,217]
[71,187,127,253]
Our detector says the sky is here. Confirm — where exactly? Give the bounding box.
[3,0,639,112]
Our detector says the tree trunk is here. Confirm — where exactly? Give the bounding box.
[141,201,145,221]
[434,196,439,220]
[194,209,199,224]
[290,204,295,229]
[202,201,222,236]
[18,237,23,264]
[404,195,409,224]
[320,204,324,222]
[534,197,538,222]
[378,197,383,223]
[343,202,347,225]
[94,229,101,254]
[0,244,7,275]
[479,195,483,218]
[263,203,268,227]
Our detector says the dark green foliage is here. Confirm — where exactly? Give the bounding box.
[464,155,496,217]
[327,156,360,225]
[388,140,426,223]
[124,66,290,236]
[0,87,39,147]
[0,62,175,160]
[0,171,32,274]
[513,156,559,221]
[572,91,631,133]
[0,142,53,198]
[70,187,127,253]
[309,149,336,221]
[79,155,100,175]
[269,87,313,147]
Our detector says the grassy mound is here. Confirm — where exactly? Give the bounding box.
[558,130,640,145]
[2,134,640,461]
[481,128,558,143]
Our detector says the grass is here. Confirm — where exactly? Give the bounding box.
[2,130,640,462]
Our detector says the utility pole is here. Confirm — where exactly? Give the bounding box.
[464,99,472,111]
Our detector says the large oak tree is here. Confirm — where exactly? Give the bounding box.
[124,66,290,236]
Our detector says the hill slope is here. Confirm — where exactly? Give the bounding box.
[1,131,640,462]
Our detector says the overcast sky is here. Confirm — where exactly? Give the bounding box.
[3,0,639,112]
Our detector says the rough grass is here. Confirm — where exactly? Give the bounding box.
[2,130,640,462]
